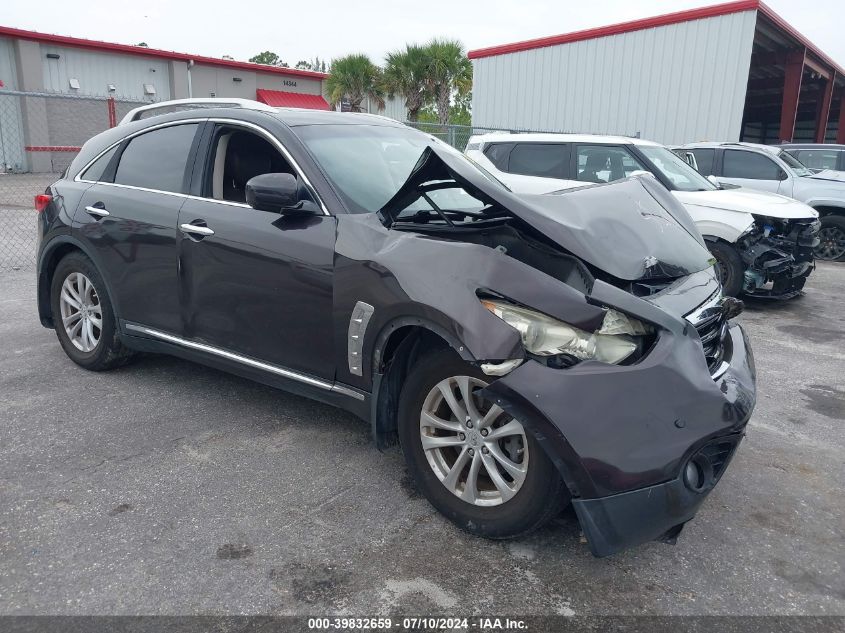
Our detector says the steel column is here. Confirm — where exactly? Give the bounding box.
[779,49,806,142]
[815,73,835,142]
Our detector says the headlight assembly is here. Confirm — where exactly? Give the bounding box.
[481,299,654,365]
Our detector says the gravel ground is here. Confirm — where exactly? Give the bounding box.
[0,263,843,616]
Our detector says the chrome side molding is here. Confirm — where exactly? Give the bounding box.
[124,323,365,401]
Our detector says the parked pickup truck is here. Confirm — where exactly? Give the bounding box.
[466,133,819,298]
[676,142,845,262]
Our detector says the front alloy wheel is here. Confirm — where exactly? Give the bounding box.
[815,217,845,261]
[398,348,568,539]
[420,375,528,506]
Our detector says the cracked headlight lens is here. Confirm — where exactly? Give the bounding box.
[481,299,653,364]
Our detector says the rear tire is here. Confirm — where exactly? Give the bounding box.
[708,241,744,297]
[815,214,845,261]
[50,252,135,371]
[398,348,569,539]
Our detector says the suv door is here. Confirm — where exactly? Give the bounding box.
[717,148,788,194]
[177,121,336,380]
[75,121,202,335]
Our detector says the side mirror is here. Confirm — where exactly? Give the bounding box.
[777,169,789,181]
[246,173,316,214]
[707,175,721,189]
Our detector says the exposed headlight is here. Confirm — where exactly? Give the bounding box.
[481,299,653,364]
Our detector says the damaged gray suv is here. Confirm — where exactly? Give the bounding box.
[35,100,756,556]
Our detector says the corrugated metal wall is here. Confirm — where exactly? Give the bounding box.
[41,45,172,100]
[0,37,26,170]
[471,10,757,145]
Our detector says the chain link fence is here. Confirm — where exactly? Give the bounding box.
[0,91,146,271]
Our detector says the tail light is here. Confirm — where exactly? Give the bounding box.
[34,194,52,213]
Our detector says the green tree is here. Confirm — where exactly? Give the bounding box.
[295,60,312,70]
[136,42,148,47]
[249,51,288,67]
[425,39,472,125]
[383,44,431,122]
[325,54,384,112]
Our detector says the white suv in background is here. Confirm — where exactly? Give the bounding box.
[466,133,819,299]
[676,142,845,261]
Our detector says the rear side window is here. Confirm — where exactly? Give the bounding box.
[690,149,715,176]
[483,143,514,170]
[722,150,780,180]
[508,143,567,178]
[793,149,839,171]
[80,145,119,182]
[113,124,199,193]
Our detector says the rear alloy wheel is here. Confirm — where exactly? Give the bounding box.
[60,272,102,352]
[50,252,135,371]
[815,215,845,261]
[399,349,568,538]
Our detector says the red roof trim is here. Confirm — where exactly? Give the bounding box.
[755,2,844,77]
[0,25,327,80]
[255,89,330,110]
[469,0,761,59]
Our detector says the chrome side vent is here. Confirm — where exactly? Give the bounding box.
[347,301,375,376]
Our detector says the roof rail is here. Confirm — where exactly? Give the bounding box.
[119,98,277,125]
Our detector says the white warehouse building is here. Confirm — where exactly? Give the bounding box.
[469,0,845,146]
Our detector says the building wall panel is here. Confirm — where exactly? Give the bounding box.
[41,44,172,100]
[471,10,757,144]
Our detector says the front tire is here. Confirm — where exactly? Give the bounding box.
[50,252,135,371]
[815,215,845,261]
[398,348,569,539]
[708,240,744,297]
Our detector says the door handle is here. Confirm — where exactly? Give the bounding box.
[85,204,110,217]
[180,223,215,237]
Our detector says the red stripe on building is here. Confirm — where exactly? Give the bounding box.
[0,25,327,80]
[468,0,761,59]
[26,146,82,152]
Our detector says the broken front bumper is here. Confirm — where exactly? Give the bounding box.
[483,322,756,557]
[741,219,820,299]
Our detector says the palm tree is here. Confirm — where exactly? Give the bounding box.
[325,54,384,113]
[425,39,472,125]
[383,44,430,122]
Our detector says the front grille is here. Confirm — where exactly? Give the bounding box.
[686,293,729,377]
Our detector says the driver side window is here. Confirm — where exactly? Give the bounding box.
[206,127,295,203]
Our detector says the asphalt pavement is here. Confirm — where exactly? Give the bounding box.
[0,263,843,615]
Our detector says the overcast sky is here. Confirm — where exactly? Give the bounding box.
[1,0,843,67]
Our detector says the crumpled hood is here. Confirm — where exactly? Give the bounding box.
[674,188,818,220]
[381,145,714,281]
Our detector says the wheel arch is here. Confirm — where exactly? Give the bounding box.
[38,236,119,328]
[369,317,474,450]
[811,204,845,217]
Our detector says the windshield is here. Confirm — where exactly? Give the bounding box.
[295,124,506,214]
[776,149,814,177]
[638,146,716,192]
